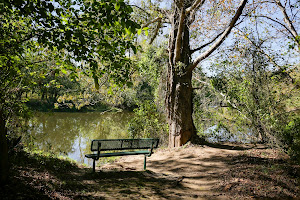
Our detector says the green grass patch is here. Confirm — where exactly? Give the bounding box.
[10,148,78,173]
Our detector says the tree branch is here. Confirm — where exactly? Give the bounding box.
[149,18,162,45]
[188,0,206,24]
[142,17,162,28]
[189,0,248,72]
[274,0,299,48]
[130,4,151,17]
[191,17,246,54]
[193,77,250,120]
[274,0,298,39]
[236,27,295,83]
[174,4,186,63]
[191,31,224,54]
[186,0,205,15]
[252,15,294,36]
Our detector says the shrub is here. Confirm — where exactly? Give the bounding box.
[128,100,168,145]
[282,117,300,163]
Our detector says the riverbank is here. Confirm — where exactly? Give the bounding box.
[26,99,114,112]
[1,143,299,199]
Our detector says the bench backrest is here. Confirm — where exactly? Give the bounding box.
[91,138,159,151]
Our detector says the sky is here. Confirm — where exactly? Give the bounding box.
[129,0,299,76]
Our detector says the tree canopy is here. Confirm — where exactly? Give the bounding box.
[0,0,141,184]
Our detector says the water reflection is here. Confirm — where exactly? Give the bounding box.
[205,125,256,143]
[27,112,133,166]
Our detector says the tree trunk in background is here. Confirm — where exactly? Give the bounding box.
[166,2,196,147]
[0,110,8,185]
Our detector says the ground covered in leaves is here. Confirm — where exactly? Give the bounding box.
[0,143,299,199]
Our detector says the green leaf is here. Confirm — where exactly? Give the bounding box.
[115,2,120,11]
[137,29,142,35]
[145,30,148,36]
[61,69,67,74]
[125,28,131,35]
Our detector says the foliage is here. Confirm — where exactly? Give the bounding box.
[44,44,168,111]
[126,44,168,143]
[0,0,141,119]
[0,0,141,183]
[193,70,219,137]
[281,117,300,163]
[128,100,168,144]
[194,33,300,160]
[136,44,168,103]
[1,0,140,81]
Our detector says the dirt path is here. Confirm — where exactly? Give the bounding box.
[2,143,299,200]
[97,143,259,199]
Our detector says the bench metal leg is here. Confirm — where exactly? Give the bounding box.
[144,155,147,170]
[93,159,95,172]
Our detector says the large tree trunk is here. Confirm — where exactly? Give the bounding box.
[166,1,196,147]
[0,110,8,185]
[166,70,196,147]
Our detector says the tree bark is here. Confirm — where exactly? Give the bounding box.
[0,110,8,185]
[166,70,196,147]
[166,2,196,147]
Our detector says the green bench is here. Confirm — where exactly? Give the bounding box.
[85,138,159,172]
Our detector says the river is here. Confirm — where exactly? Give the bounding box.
[26,111,254,166]
[27,112,133,166]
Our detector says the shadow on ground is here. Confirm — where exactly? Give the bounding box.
[1,149,185,200]
[218,153,300,199]
[0,144,299,199]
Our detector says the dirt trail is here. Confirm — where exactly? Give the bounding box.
[2,143,298,200]
[98,143,255,199]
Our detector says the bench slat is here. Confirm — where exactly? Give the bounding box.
[85,150,151,158]
[91,138,159,151]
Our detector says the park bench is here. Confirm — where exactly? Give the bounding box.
[85,138,159,172]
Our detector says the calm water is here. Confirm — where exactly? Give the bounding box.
[27,112,254,166]
[27,112,133,166]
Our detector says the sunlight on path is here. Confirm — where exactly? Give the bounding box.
[100,144,243,199]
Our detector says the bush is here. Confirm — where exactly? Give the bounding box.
[282,117,300,163]
[128,100,168,145]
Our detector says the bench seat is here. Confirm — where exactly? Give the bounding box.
[85,150,151,158]
[85,138,159,172]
